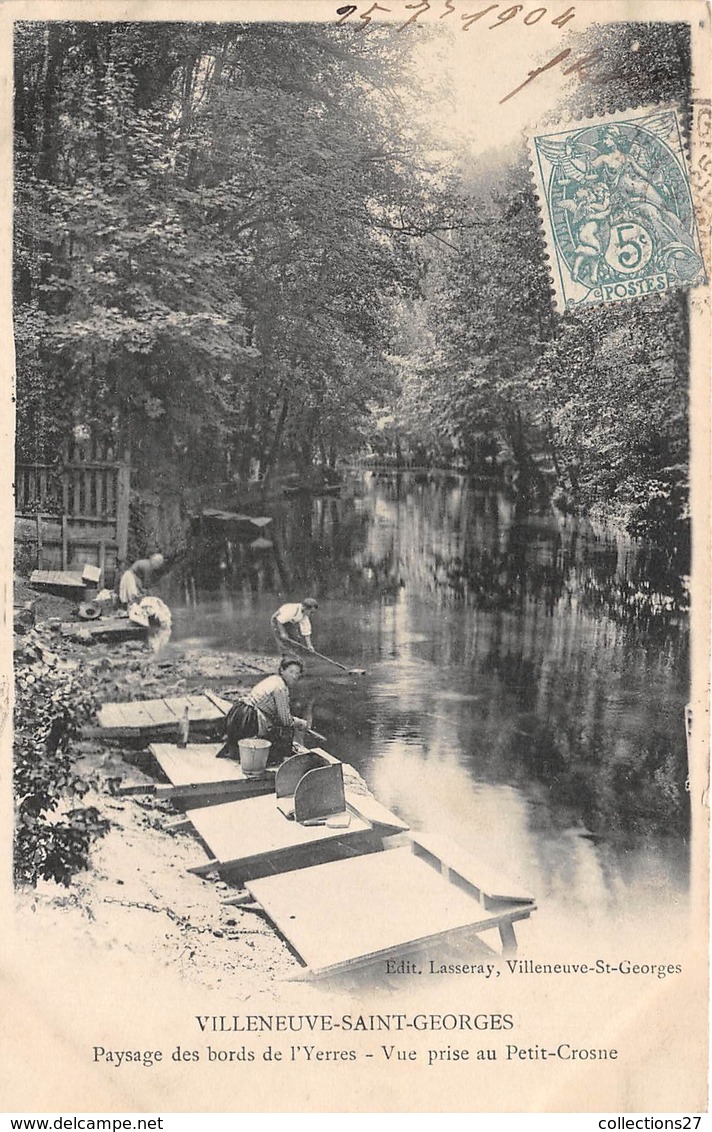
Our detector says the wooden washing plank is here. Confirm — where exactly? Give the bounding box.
[184,794,371,872]
[115,701,161,730]
[98,694,227,739]
[151,743,344,803]
[171,694,224,720]
[103,702,130,727]
[98,699,159,731]
[303,746,339,766]
[115,781,157,797]
[150,742,266,789]
[112,703,135,726]
[87,622,146,642]
[184,694,222,721]
[156,699,180,721]
[410,831,534,906]
[134,697,172,724]
[203,690,234,716]
[96,704,128,730]
[163,696,192,716]
[30,569,84,589]
[345,792,409,835]
[138,700,182,727]
[246,847,533,977]
[62,619,147,643]
[156,778,273,803]
[98,701,148,729]
[202,691,233,715]
[164,696,224,724]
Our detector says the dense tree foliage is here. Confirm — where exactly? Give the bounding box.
[15,19,692,563]
[366,21,692,562]
[15,21,444,494]
[386,153,689,560]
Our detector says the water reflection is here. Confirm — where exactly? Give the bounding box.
[167,471,690,946]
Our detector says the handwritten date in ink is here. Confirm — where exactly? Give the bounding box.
[335,2,575,31]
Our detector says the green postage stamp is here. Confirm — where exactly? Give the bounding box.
[529,107,706,311]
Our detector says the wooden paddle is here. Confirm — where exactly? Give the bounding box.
[286,638,366,676]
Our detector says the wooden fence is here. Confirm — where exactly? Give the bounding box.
[15,439,130,582]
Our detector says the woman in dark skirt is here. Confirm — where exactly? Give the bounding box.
[217,656,307,760]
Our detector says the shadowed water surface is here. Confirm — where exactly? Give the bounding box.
[165,472,690,952]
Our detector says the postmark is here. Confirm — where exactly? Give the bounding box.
[690,97,711,281]
[529,107,707,311]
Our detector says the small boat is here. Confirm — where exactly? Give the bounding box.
[282,483,313,497]
[281,473,343,498]
[196,510,273,533]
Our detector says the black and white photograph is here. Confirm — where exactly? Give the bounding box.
[3,0,710,1117]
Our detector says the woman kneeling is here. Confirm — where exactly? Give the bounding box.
[217,657,307,761]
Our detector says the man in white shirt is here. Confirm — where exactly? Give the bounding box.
[271,597,319,653]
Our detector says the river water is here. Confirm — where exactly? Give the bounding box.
[166,471,690,954]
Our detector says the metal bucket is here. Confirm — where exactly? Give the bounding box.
[237,737,271,776]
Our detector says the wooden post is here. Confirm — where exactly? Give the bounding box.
[498,920,518,955]
[35,513,43,568]
[99,539,106,584]
[61,515,68,570]
[115,452,131,572]
[96,468,104,518]
[72,469,80,515]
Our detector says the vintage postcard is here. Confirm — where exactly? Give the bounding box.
[2,0,710,1118]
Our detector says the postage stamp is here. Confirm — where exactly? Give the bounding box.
[529,107,707,311]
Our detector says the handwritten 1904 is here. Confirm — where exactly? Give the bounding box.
[335,2,576,32]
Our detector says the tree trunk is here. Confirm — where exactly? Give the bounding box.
[261,395,290,488]
[38,25,63,183]
[87,25,109,168]
[506,409,537,509]
[237,396,257,480]
[298,413,318,474]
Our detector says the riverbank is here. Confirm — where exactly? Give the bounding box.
[12,578,309,993]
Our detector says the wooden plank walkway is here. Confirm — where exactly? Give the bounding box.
[185,794,373,878]
[411,832,534,908]
[246,842,536,978]
[97,691,233,738]
[344,792,409,836]
[137,742,410,832]
[149,742,276,802]
[61,617,147,643]
[30,569,85,593]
